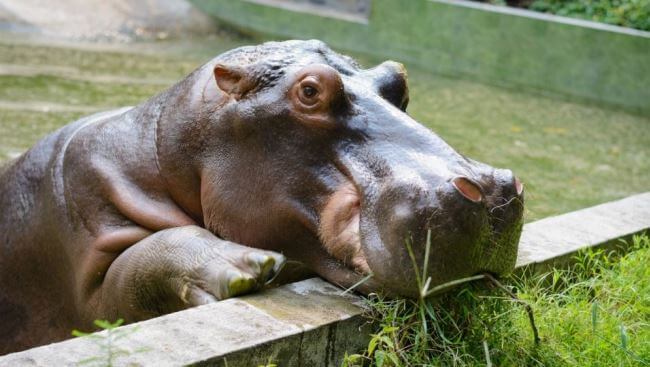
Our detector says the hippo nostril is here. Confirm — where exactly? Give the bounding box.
[514,177,524,196]
[452,176,483,203]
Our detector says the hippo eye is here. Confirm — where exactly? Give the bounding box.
[297,78,322,107]
[302,86,318,98]
[289,65,344,128]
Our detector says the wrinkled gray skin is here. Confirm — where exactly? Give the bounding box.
[0,40,523,354]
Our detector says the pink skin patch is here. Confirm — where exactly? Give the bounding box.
[515,177,524,196]
[318,182,370,274]
[452,176,483,203]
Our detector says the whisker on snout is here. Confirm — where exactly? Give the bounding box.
[489,196,523,214]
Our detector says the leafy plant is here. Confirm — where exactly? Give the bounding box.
[486,0,650,31]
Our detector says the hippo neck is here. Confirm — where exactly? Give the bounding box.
[150,63,223,224]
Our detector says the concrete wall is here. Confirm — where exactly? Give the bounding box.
[191,0,650,115]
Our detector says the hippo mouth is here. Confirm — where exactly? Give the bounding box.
[318,181,370,275]
[316,172,524,298]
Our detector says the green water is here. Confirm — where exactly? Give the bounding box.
[0,33,648,221]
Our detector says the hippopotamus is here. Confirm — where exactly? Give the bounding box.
[0,40,524,354]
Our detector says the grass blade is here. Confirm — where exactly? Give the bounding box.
[422,274,486,298]
[620,324,628,351]
[340,273,374,295]
[591,302,598,333]
[483,340,492,367]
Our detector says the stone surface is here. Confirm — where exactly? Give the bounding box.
[1,193,648,366]
[516,192,650,270]
[0,279,369,366]
[0,0,215,42]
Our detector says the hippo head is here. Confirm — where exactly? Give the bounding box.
[165,40,524,298]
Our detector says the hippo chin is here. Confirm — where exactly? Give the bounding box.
[0,40,523,353]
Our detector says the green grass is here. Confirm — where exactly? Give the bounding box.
[0,36,648,221]
[0,39,242,80]
[0,110,85,160]
[406,70,650,220]
[344,234,650,366]
[0,75,164,108]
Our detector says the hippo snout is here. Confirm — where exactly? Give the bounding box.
[361,168,524,298]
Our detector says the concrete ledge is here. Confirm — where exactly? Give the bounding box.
[516,192,650,271]
[0,279,370,366]
[1,192,649,366]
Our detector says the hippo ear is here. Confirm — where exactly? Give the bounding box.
[213,64,255,100]
[369,61,409,111]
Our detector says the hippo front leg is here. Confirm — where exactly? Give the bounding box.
[98,225,285,322]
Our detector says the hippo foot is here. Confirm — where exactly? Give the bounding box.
[99,225,285,321]
[182,243,286,304]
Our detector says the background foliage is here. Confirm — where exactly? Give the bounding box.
[488,0,650,30]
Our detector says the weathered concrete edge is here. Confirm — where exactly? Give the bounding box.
[515,192,650,272]
[0,278,370,367]
[1,192,649,366]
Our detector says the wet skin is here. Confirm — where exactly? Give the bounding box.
[0,40,523,354]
